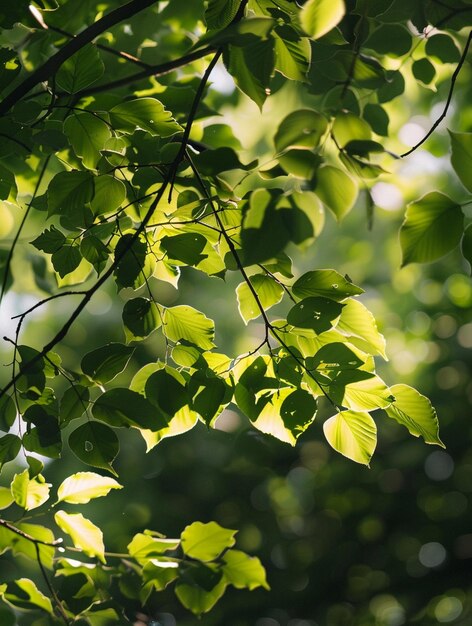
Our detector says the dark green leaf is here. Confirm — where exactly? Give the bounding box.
[145,369,189,417]
[274,108,328,152]
[92,388,168,430]
[47,170,94,218]
[81,343,134,384]
[68,421,119,474]
[161,233,208,265]
[0,434,21,467]
[22,405,61,459]
[426,34,460,63]
[60,385,90,426]
[31,225,65,254]
[80,236,109,275]
[51,245,81,278]
[412,58,435,85]
[56,44,104,93]
[110,98,182,137]
[122,297,161,339]
[0,395,16,432]
[114,234,147,290]
[205,0,242,29]
[287,296,344,332]
[193,147,258,175]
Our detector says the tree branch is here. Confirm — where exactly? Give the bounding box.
[401,30,472,158]
[0,0,158,115]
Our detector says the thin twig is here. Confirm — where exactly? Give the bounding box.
[401,30,472,158]
[34,543,71,626]
[0,156,50,306]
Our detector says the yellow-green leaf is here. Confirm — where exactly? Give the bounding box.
[11,470,51,511]
[54,510,105,562]
[57,472,122,504]
[181,521,236,562]
[301,0,345,40]
[222,549,270,590]
[323,410,377,465]
[236,274,284,323]
[386,384,444,446]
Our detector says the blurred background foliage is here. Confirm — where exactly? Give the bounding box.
[1,1,472,624]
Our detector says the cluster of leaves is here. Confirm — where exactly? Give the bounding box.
[0,470,266,623]
[0,0,471,622]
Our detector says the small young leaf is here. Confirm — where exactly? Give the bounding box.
[236,274,284,323]
[11,469,51,511]
[54,510,105,562]
[57,472,122,504]
[323,410,377,465]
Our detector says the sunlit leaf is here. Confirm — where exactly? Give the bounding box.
[57,472,122,504]
[236,274,284,323]
[386,384,444,446]
[163,305,215,350]
[222,549,270,590]
[323,410,377,465]
[181,521,236,561]
[400,192,463,266]
[10,469,51,511]
[55,510,105,562]
[300,0,345,39]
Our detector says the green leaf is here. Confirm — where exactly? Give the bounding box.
[0,522,55,569]
[337,299,387,359]
[55,510,105,562]
[331,372,394,411]
[114,234,147,290]
[426,34,460,63]
[0,434,21,468]
[110,98,182,137]
[310,343,363,373]
[222,549,269,590]
[11,469,51,511]
[122,297,161,340]
[0,395,16,431]
[161,233,208,265]
[80,236,109,275]
[0,486,13,510]
[1,578,53,614]
[462,224,472,272]
[400,192,464,266]
[287,297,344,332]
[323,410,377,465]
[189,373,229,426]
[128,532,180,562]
[60,385,90,425]
[68,421,119,474]
[193,147,257,175]
[163,305,215,350]
[31,225,65,254]
[91,175,126,215]
[223,38,275,109]
[47,170,94,218]
[386,384,444,446]
[412,58,435,85]
[56,44,104,93]
[292,269,363,301]
[51,245,81,278]
[274,109,328,152]
[175,578,226,616]
[205,0,242,29]
[236,274,284,323]
[251,387,316,444]
[92,388,168,430]
[364,24,412,56]
[57,472,122,504]
[145,368,189,417]
[300,0,345,39]
[363,103,389,136]
[181,521,236,561]
[315,165,358,221]
[22,405,62,459]
[274,26,311,81]
[449,130,472,192]
[332,111,371,147]
[81,343,134,384]
[64,112,111,169]
[278,149,320,178]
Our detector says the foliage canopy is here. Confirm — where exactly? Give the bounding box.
[0,0,471,623]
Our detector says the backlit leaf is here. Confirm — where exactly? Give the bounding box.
[57,472,122,504]
[301,0,345,40]
[323,410,377,465]
[163,305,215,350]
[181,521,236,561]
[55,510,105,562]
[386,384,444,446]
[81,343,134,384]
